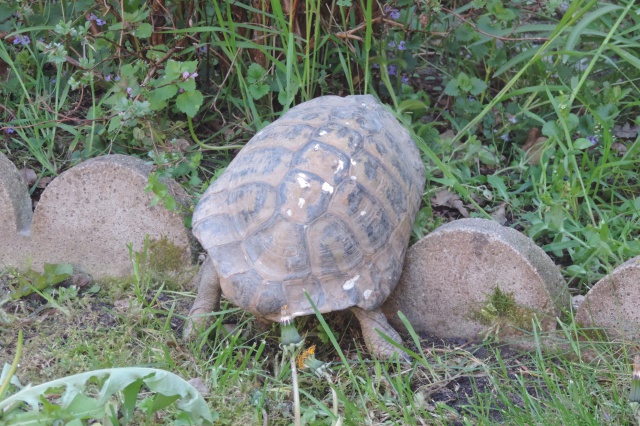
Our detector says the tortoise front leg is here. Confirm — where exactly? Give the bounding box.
[184,256,221,339]
[350,306,406,360]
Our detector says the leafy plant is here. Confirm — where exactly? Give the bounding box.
[0,366,216,425]
[8,263,73,300]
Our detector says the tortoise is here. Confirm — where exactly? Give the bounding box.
[185,95,425,358]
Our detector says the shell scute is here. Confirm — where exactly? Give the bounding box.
[253,281,285,317]
[331,181,393,254]
[248,124,316,150]
[225,147,292,188]
[351,150,407,222]
[208,241,251,279]
[223,270,263,310]
[281,276,327,316]
[226,182,276,238]
[193,210,239,248]
[277,170,332,224]
[313,123,364,156]
[308,214,363,278]
[291,141,351,187]
[243,218,310,280]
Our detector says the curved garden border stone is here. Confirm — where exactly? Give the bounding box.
[0,152,32,236]
[0,152,192,278]
[576,256,640,339]
[382,218,570,342]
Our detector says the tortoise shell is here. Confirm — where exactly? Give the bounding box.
[192,95,425,322]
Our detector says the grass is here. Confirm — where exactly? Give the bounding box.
[2,0,640,424]
[2,277,639,424]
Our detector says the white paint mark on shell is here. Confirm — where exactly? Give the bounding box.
[335,160,344,173]
[298,198,306,208]
[322,182,334,194]
[286,209,292,216]
[343,275,360,290]
[350,159,357,166]
[350,176,357,181]
[319,130,327,136]
[297,173,310,188]
[314,144,320,151]
[363,289,372,299]
[360,210,366,216]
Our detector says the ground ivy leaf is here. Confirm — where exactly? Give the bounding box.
[574,138,593,150]
[150,85,178,102]
[470,77,488,95]
[444,79,459,96]
[542,120,561,138]
[135,23,152,38]
[247,63,266,84]
[177,79,196,92]
[176,90,204,118]
[165,60,183,80]
[249,83,270,100]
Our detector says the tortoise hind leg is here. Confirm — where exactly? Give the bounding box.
[184,256,221,340]
[350,307,406,360]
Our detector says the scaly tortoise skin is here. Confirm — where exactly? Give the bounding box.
[186,95,425,358]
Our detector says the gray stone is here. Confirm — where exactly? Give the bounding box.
[382,218,569,341]
[0,152,192,278]
[0,153,32,235]
[576,256,640,339]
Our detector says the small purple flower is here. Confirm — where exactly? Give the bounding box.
[387,65,397,76]
[126,87,132,95]
[509,116,517,124]
[199,45,207,54]
[398,41,406,51]
[389,9,400,19]
[105,74,112,82]
[13,35,30,46]
[5,127,15,134]
[401,75,409,84]
[88,13,105,25]
[179,88,184,93]
[114,76,120,81]
[388,41,396,48]
[500,134,510,142]
[372,63,380,69]
[182,71,198,80]
[588,135,599,145]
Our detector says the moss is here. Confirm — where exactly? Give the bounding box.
[148,236,188,272]
[470,286,535,333]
